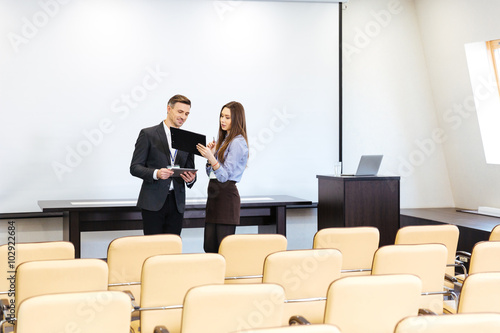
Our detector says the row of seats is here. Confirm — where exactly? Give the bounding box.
[2,223,500,332]
[242,312,500,333]
[7,273,500,333]
[314,224,500,314]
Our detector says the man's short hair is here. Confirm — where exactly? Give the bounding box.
[168,95,191,108]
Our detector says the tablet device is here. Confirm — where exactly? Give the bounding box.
[168,167,198,177]
[171,127,206,156]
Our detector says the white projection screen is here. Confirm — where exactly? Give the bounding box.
[0,0,340,213]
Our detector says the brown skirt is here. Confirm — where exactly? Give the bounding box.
[205,179,240,225]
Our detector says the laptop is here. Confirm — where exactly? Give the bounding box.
[343,155,383,176]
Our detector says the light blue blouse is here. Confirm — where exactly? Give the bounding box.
[206,135,248,183]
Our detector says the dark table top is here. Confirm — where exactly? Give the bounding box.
[401,207,500,233]
[38,195,313,212]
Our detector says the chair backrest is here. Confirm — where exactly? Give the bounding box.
[395,313,500,333]
[262,249,342,324]
[140,253,226,333]
[180,283,285,333]
[457,272,500,313]
[468,241,500,275]
[16,291,131,333]
[313,226,379,276]
[219,234,287,284]
[489,224,500,241]
[0,241,75,293]
[15,258,109,318]
[324,274,421,333]
[371,243,448,314]
[237,324,341,333]
[395,224,459,278]
[107,234,182,303]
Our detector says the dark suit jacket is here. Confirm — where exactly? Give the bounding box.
[130,122,196,213]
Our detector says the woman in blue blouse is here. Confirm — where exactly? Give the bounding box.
[197,101,249,253]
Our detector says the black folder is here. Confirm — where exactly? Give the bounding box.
[171,127,206,156]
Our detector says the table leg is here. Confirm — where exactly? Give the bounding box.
[275,206,286,236]
[69,211,81,258]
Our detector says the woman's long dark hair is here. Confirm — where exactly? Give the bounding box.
[215,101,248,164]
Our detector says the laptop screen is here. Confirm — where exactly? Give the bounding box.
[355,155,383,176]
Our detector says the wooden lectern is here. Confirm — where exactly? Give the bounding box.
[316,175,400,246]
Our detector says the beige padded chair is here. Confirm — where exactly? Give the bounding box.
[445,241,500,314]
[262,249,342,324]
[1,258,108,332]
[395,224,460,285]
[107,234,182,304]
[139,253,226,333]
[237,324,341,333]
[454,225,500,280]
[15,291,131,333]
[313,226,379,276]
[0,241,75,296]
[457,272,500,314]
[324,274,421,333]
[395,313,500,333]
[156,283,286,333]
[445,253,500,314]
[489,224,500,240]
[219,234,287,284]
[371,243,449,314]
[462,241,500,277]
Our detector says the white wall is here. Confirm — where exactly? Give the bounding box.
[0,0,339,214]
[342,0,454,208]
[414,0,500,209]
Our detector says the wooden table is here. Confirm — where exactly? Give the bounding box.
[38,195,312,257]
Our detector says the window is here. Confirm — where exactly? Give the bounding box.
[486,39,500,97]
[465,39,500,164]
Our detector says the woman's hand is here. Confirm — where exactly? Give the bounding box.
[207,139,216,154]
[197,143,218,169]
[197,144,215,161]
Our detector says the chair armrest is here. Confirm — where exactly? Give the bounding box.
[451,261,468,280]
[445,273,457,284]
[0,298,15,333]
[289,315,311,325]
[456,251,471,262]
[154,325,170,333]
[0,299,8,309]
[122,290,140,311]
[0,298,8,309]
[418,308,438,315]
[0,298,10,322]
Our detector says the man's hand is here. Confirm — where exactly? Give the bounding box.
[157,168,174,180]
[180,171,197,183]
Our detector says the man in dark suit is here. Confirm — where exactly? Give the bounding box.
[130,94,197,235]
